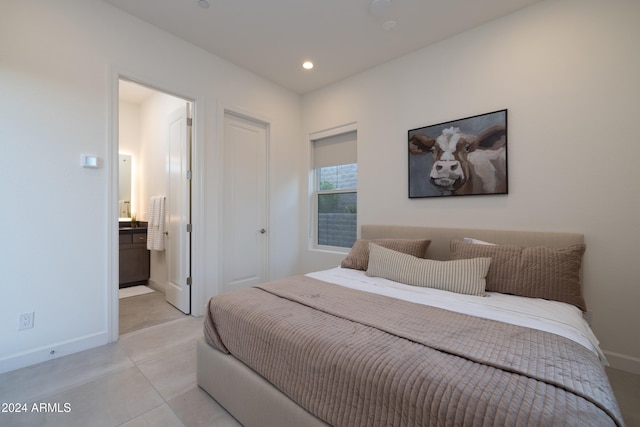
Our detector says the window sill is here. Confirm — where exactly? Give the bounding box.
[310,246,350,255]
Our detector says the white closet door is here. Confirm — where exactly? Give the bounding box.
[223,112,269,292]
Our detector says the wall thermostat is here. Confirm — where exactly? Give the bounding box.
[81,154,99,168]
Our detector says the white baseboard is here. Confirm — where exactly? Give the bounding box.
[147,278,166,294]
[0,332,108,375]
[604,350,640,375]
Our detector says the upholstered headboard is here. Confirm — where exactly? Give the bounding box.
[361,225,584,261]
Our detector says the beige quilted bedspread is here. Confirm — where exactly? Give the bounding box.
[204,275,624,427]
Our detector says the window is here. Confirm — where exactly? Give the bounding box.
[312,130,357,249]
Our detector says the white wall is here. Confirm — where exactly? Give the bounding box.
[301,0,640,373]
[0,0,303,373]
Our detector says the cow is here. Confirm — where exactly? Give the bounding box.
[409,125,507,196]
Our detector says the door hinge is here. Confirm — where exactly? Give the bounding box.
[187,170,192,180]
[186,118,193,127]
[186,277,192,286]
[186,223,192,232]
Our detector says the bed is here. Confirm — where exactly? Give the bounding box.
[197,225,624,426]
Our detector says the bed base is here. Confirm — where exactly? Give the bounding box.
[197,337,329,427]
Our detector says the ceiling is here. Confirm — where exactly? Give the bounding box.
[105,0,542,95]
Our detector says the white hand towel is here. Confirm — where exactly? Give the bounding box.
[147,196,166,251]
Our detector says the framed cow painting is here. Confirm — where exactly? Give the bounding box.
[408,109,508,198]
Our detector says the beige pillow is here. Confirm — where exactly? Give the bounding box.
[450,240,587,311]
[341,238,431,271]
[366,243,490,296]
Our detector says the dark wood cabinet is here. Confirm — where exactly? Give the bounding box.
[119,229,150,287]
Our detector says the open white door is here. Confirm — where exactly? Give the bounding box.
[165,104,191,314]
[223,112,268,292]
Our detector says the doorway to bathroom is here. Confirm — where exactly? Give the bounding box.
[117,79,192,335]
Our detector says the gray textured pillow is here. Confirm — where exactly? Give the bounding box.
[450,240,587,310]
[341,238,431,271]
[366,243,490,296]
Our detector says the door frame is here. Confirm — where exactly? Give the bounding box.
[108,69,203,342]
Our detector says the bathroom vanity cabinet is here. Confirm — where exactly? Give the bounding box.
[119,228,150,287]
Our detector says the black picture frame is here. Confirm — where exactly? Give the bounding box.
[408,109,508,198]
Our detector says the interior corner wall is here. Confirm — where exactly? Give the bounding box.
[0,0,302,373]
[300,0,640,373]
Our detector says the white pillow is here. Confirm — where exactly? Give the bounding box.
[463,237,496,245]
[366,243,491,296]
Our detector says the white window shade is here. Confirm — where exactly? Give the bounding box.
[312,131,357,168]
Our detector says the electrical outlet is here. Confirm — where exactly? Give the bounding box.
[18,312,34,330]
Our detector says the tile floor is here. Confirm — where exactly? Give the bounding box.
[606,366,640,427]
[1,314,639,426]
[119,290,187,335]
[0,317,240,427]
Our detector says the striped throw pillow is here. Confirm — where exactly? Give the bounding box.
[366,243,490,296]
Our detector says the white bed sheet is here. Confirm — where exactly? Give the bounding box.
[306,267,607,363]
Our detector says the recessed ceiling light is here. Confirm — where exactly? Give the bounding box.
[198,0,210,9]
[302,61,314,70]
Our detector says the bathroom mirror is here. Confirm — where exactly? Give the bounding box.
[119,153,132,219]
